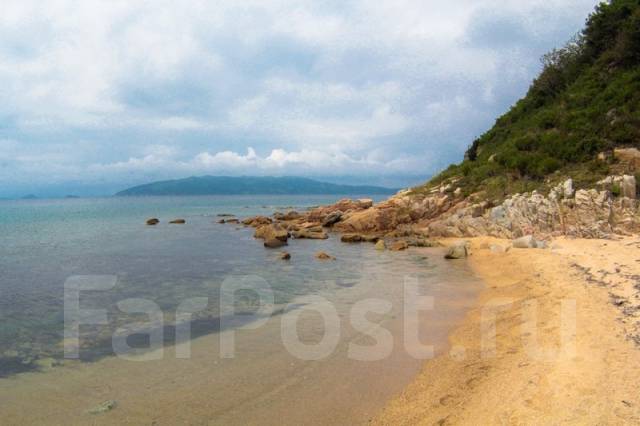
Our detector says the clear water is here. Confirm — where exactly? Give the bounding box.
[0,194,406,376]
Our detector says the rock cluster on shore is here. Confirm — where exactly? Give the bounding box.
[303,175,639,241]
[217,174,639,260]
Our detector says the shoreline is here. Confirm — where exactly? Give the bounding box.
[0,241,480,425]
[374,236,640,424]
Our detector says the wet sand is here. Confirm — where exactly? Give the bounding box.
[375,237,640,425]
[0,247,480,425]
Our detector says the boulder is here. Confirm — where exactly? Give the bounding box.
[316,251,335,260]
[146,218,159,225]
[293,221,323,231]
[305,226,325,233]
[341,233,363,243]
[264,238,287,248]
[169,219,186,224]
[512,235,537,249]
[444,242,468,259]
[226,218,240,224]
[407,238,438,248]
[389,240,409,251]
[322,211,343,227]
[274,211,301,221]
[375,240,386,251]
[357,198,374,209]
[255,224,289,242]
[292,230,329,240]
[242,216,272,227]
[217,219,226,224]
[563,178,574,198]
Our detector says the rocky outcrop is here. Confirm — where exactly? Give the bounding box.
[169,219,186,224]
[307,198,375,225]
[302,176,640,241]
[146,218,159,225]
[424,177,640,239]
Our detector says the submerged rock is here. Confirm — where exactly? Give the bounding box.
[146,218,159,225]
[316,251,335,260]
[375,240,386,251]
[279,252,291,260]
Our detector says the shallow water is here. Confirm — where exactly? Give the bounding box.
[0,195,385,373]
[0,195,481,424]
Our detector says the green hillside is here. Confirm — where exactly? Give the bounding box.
[418,0,640,201]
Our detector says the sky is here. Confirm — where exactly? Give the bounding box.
[0,0,599,197]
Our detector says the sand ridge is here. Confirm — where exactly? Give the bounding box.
[375,236,640,425]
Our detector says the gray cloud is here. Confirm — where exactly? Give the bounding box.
[0,0,599,196]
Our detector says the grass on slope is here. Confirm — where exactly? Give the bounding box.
[414,0,640,202]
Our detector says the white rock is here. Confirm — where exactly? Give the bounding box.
[563,178,574,198]
[621,175,636,199]
[513,235,536,249]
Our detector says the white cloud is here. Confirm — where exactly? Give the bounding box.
[0,0,600,193]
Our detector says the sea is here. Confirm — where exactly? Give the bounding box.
[0,195,481,424]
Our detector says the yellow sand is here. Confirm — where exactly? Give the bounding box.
[375,236,640,425]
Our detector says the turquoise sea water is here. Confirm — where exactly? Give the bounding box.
[1,195,404,375]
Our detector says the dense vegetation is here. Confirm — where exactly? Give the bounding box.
[417,0,640,201]
[115,176,397,196]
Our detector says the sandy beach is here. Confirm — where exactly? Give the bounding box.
[375,236,640,424]
[0,245,480,425]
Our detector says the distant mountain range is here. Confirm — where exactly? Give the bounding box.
[115,176,398,196]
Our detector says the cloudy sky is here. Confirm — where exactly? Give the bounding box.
[1,0,598,197]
